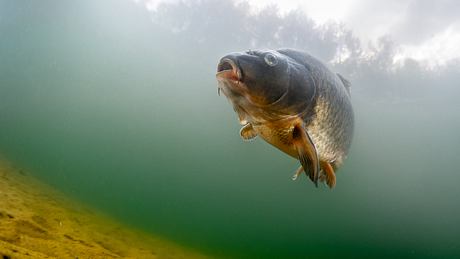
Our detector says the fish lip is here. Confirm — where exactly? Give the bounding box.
[216,58,246,97]
[216,58,242,82]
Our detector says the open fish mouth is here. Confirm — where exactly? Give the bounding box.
[216,58,242,81]
[216,58,245,96]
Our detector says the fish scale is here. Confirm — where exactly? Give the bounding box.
[217,48,354,188]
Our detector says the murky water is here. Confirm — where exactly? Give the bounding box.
[1,1,459,258]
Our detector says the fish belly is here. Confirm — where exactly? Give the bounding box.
[253,120,299,159]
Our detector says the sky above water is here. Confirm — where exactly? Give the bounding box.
[139,0,460,65]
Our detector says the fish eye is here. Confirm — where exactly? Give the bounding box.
[264,53,278,67]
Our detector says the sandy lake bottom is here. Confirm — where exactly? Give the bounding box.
[0,159,209,259]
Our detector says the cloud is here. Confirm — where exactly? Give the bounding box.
[345,0,410,43]
[390,0,460,44]
[394,25,460,67]
[341,0,460,62]
[133,0,180,11]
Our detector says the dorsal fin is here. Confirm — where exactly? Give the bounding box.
[336,73,351,96]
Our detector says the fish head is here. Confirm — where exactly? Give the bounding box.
[216,50,289,106]
[216,49,316,123]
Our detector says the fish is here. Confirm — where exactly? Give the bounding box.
[216,49,354,188]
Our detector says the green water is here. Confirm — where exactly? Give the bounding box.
[1,1,460,258]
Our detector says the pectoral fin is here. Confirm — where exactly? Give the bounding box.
[292,124,320,187]
[239,124,257,141]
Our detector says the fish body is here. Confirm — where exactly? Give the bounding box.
[216,49,354,188]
